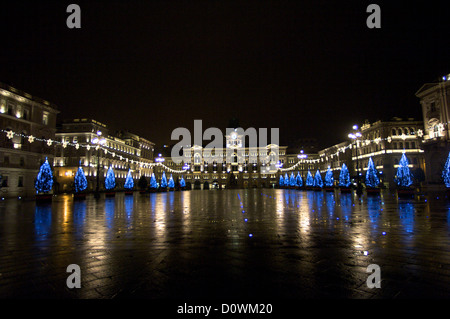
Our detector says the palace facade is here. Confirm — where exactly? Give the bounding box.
[318,118,425,188]
[153,129,319,189]
[53,118,155,193]
[416,75,450,185]
[0,82,59,198]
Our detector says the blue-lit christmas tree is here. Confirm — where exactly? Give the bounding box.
[160,172,168,189]
[365,157,380,189]
[296,172,303,188]
[338,163,351,187]
[305,171,314,187]
[124,170,134,190]
[149,173,158,191]
[74,164,88,193]
[289,172,297,187]
[179,176,186,188]
[396,153,413,188]
[279,175,285,188]
[168,174,175,189]
[314,170,323,188]
[35,157,53,194]
[324,167,334,187]
[105,166,116,190]
[442,151,450,188]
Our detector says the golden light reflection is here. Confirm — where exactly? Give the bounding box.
[298,192,311,235]
[275,189,284,236]
[60,195,71,246]
[181,190,191,240]
[153,193,167,243]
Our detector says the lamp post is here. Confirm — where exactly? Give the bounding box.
[92,131,106,199]
[348,125,362,196]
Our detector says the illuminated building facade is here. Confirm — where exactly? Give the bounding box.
[318,118,425,188]
[416,76,450,185]
[54,119,155,192]
[0,82,59,198]
[153,130,320,189]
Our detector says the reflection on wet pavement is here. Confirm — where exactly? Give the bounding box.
[0,189,449,298]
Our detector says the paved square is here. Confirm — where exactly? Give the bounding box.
[0,189,449,299]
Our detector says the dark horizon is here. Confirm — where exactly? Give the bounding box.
[1,1,449,150]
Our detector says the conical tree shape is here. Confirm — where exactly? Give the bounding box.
[324,167,334,187]
[74,165,88,193]
[339,163,351,187]
[306,171,314,186]
[289,172,296,187]
[396,153,413,187]
[35,157,53,193]
[179,176,186,188]
[160,172,168,188]
[149,173,157,189]
[168,174,175,188]
[279,175,284,187]
[365,157,379,188]
[442,151,450,188]
[124,169,134,190]
[296,172,303,187]
[314,170,323,188]
[105,166,116,190]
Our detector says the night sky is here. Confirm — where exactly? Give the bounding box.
[1,1,450,149]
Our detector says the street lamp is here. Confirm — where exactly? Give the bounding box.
[92,131,106,199]
[348,125,362,196]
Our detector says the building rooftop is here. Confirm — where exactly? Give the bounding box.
[0,82,59,111]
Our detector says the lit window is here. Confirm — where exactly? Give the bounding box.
[43,112,49,125]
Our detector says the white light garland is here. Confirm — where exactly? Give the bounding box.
[1,128,427,174]
[1,129,187,174]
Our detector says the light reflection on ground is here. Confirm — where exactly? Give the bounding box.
[0,189,449,298]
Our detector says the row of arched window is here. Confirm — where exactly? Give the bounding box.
[391,127,416,136]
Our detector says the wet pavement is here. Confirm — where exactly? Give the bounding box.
[0,189,449,299]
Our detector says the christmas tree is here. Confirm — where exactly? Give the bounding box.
[305,171,314,187]
[35,157,53,193]
[396,153,413,188]
[289,172,297,187]
[324,167,334,187]
[296,172,303,187]
[279,175,284,187]
[149,173,158,189]
[105,166,116,190]
[74,164,88,193]
[124,169,134,190]
[338,163,351,187]
[168,174,175,188]
[160,172,168,188]
[180,176,186,188]
[442,151,450,188]
[365,157,380,188]
[314,170,323,188]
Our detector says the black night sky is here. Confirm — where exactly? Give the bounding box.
[1,1,450,149]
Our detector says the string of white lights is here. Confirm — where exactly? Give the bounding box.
[278,129,426,172]
[1,127,428,174]
[1,129,187,174]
